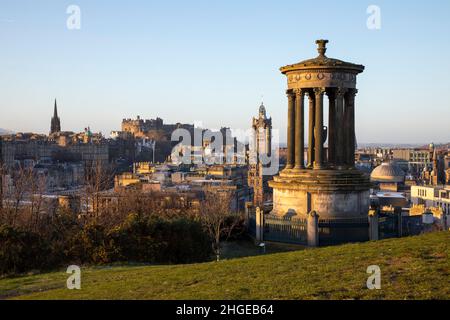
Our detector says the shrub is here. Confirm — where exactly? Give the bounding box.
[108,214,161,262]
[0,225,51,274]
[150,217,212,263]
[66,224,111,265]
[0,213,213,275]
[109,214,212,264]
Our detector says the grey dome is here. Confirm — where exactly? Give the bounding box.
[370,162,405,183]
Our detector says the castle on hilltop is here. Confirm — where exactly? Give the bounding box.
[121,116,194,140]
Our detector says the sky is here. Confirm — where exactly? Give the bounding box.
[0,0,449,144]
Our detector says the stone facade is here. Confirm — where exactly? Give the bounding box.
[0,137,109,169]
[121,116,194,140]
[411,186,450,226]
[122,116,164,135]
[248,103,272,206]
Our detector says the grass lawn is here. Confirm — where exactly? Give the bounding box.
[0,232,449,300]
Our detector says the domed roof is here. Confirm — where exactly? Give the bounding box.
[280,40,365,74]
[371,162,405,183]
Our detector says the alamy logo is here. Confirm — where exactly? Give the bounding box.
[367,5,381,30]
[66,5,81,30]
[170,127,280,176]
[66,265,81,290]
[366,265,381,290]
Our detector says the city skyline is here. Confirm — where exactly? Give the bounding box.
[1,0,450,144]
[1,1,450,304]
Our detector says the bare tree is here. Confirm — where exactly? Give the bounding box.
[83,160,113,219]
[0,164,42,228]
[27,172,47,232]
[5,165,35,227]
[200,190,243,261]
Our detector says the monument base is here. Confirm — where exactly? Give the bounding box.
[269,168,371,219]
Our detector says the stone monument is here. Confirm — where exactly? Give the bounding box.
[269,40,371,220]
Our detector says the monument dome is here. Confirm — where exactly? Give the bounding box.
[371,162,405,183]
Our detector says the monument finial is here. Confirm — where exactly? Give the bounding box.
[316,39,329,57]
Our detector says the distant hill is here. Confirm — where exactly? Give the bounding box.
[0,128,14,136]
[1,232,449,300]
[358,142,450,150]
[417,143,450,150]
[358,143,422,149]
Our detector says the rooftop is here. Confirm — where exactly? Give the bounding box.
[371,162,405,183]
[280,39,365,74]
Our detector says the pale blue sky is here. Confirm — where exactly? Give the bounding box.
[1,0,449,143]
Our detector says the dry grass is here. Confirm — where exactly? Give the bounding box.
[0,232,449,300]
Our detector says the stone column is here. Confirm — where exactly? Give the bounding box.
[307,92,315,168]
[335,88,346,167]
[307,211,319,247]
[368,209,379,241]
[327,89,336,166]
[286,91,295,169]
[314,87,325,169]
[256,206,264,243]
[294,89,305,170]
[344,89,357,167]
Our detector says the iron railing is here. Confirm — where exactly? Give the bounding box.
[264,214,307,245]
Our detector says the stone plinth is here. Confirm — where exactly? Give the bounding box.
[269,169,370,219]
[271,40,371,228]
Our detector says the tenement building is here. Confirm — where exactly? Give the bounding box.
[269,40,371,220]
[1,103,111,170]
[411,185,450,228]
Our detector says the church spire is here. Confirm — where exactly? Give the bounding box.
[50,98,61,134]
[54,99,58,117]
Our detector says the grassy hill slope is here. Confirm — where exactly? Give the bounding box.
[1,232,449,300]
